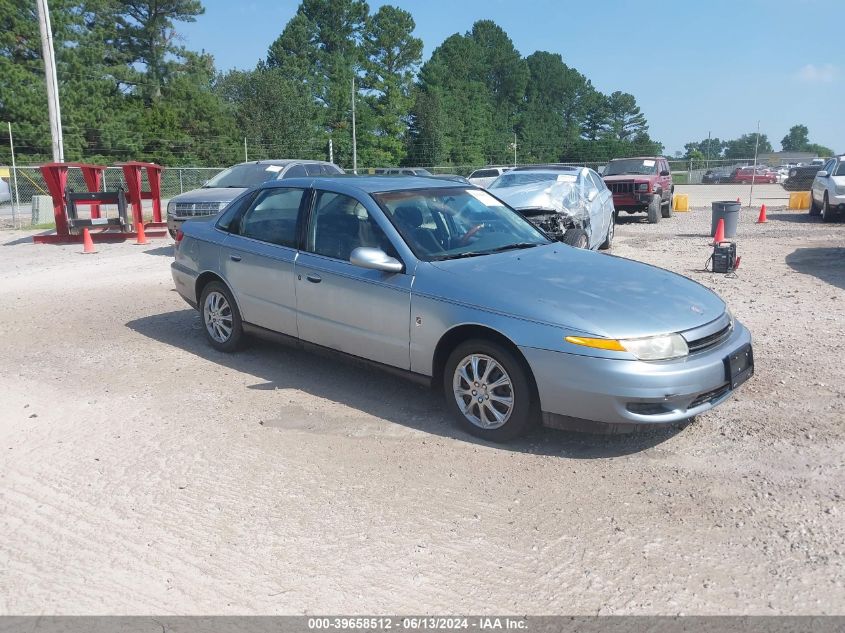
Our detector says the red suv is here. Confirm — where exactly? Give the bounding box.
[602,157,674,223]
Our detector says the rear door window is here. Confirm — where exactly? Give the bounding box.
[239,188,306,248]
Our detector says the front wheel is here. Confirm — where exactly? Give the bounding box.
[562,228,589,249]
[809,193,821,216]
[200,281,244,352]
[443,339,537,442]
[821,193,836,223]
[647,194,661,223]
[662,193,673,218]
[599,212,614,250]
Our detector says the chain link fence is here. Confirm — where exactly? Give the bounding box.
[2,156,807,228]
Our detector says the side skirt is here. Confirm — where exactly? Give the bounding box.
[241,322,433,388]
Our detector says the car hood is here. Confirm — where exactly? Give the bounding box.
[419,244,725,339]
[169,187,246,204]
[602,174,654,182]
[492,181,587,220]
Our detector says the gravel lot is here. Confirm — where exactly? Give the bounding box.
[1,205,843,615]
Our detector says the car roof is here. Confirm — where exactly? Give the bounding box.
[257,175,469,194]
[234,159,333,167]
[608,156,666,161]
[512,164,581,172]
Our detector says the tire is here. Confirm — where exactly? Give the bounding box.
[199,281,244,352]
[662,192,673,218]
[562,228,589,249]
[821,193,836,223]
[599,212,614,250]
[647,194,661,224]
[809,193,821,216]
[443,339,537,442]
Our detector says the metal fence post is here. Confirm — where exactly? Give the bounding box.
[179,168,183,194]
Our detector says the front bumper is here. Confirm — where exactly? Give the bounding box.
[520,319,753,428]
[612,192,652,209]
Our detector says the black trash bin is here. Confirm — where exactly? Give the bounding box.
[711,200,740,237]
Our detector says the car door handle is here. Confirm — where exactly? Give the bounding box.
[306,274,322,283]
[229,254,242,262]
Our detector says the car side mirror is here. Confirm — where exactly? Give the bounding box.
[660,170,670,177]
[587,190,598,202]
[349,247,403,273]
[817,171,829,178]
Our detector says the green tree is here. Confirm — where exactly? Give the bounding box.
[724,132,772,159]
[267,0,369,167]
[216,63,322,160]
[683,137,725,160]
[781,124,810,152]
[519,52,591,162]
[115,0,205,102]
[360,5,422,166]
[604,91,648,142]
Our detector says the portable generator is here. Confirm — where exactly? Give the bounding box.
[711,241,740,274]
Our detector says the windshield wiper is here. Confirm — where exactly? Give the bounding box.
[431,251,487,261]
[484,242,542,254]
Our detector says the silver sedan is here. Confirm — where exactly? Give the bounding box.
[172,176,753,441]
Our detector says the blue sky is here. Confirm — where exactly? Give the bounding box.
[180,0,844,155]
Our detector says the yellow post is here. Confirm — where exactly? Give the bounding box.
[673,193,689,211]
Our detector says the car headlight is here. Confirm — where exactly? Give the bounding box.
[565,333,689,361]
[636,183,649,191]
[789,169,796,177]
[167,201,175,216]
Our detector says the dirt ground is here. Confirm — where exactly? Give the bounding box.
[1,204,843,615]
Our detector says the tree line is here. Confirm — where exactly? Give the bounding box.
[681,125,834,162]
[1,0,664,168]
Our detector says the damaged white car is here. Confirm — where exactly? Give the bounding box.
[488,165,615,250]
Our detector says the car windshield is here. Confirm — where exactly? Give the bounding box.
[604,159,659,176]
[204,163,286,188]
[373,187,550,261]
[489,172,558,189]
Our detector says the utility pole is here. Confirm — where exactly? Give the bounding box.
[8,122,20,228]
[244,137,248,162]
[35,0,64,162]
[749,120,761,208]
[351,75,357,174]
[706,131,711,169]
[513,133,517,166]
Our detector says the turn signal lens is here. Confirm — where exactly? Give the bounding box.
[565,336,626,352]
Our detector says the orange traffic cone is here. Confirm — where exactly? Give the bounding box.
[712,218,725,245]
[756,204,767,224]
[81,227,96,254]
[135,221,148,245]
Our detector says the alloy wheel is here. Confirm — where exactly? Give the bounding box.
[203,291,233,343]
[452,353,514,429]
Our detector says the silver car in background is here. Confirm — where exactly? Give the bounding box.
[172,176,753,442]
[166,159,343,237]
[468,166,511,188]
[489,166,615,250]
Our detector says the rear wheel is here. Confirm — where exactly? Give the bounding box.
[647,194,661,223]
[661,192,673,218]
[200,281,244,352]
[822,193,836,223]
[562,228,589,248]
[443,339,537,442]
[599,212,614,250]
